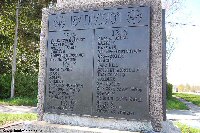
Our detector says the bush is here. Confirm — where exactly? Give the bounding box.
[0,73,11,98]
[167,83,173,99]
[0,72,38,99]
[15,72,38,98]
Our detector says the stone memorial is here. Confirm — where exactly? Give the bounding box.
[23,0,180,132]
[45,5,150,120]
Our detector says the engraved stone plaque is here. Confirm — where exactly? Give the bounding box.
[45,30,93,115]
[93,26,150,119]
[45,6,150,120]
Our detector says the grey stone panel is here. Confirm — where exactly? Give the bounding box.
[38,0,163,131]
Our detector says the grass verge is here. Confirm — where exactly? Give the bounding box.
[167,97,189,110]
[174,93,200,107]
[0,113,37,126]
[175,122,200,133]
[0,97,37,107]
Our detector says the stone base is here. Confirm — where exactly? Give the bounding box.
[21,120,180,133]
[23,121,139,133]
[161,120,181,133]
[43,113,153,132]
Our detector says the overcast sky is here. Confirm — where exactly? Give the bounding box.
[164,0,200,86]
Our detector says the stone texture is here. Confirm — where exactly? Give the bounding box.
[22,120,180,133]
[37,7,49,121]
[38,0,163,132]
[23,121,140,133]
[43,113,153,132]
[161,120,181,133]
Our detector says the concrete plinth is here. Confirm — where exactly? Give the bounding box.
[22,120,180,133]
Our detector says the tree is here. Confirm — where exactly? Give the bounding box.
[185,84,191,92]
[177,84,184,92]
[11,0,20,98]
[0,0,56,98]
[0,1,16,75]
[162,0,185,62]
[162,0,183,18]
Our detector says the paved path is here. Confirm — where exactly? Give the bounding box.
[178,97,200,117]
[0,105,36,114]
[167,97,200,129]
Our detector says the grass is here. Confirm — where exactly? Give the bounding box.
[167,96,189,110]
[0,113,37,126]
[174,93,200,107]
[0,97,37,107]
[175,122,200,133]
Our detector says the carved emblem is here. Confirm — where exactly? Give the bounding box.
[127,9,142,24]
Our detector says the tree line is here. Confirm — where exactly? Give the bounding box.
[0,0,56,98]
[177,84,200,93]
[0,0,56,74]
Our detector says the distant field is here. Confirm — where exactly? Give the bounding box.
[174,93,200,107]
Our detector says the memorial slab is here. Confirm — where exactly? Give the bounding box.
[44,6,150,120]
[37,0,166,132]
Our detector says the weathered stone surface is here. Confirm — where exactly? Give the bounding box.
[161,120,181,133]
[43,113,153,132]
[38,0,163,132]
[22,120,180,133]
[23,121,141,133]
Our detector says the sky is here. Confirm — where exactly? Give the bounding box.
[164,0,200,86]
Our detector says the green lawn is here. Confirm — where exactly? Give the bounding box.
[0,97,37,107]
[167,96,189,110]
[175,122,200,133]
[174,93,200,107]
[0,113,37,126]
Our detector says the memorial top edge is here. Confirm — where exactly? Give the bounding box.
[43,3,152,16]
[48,6,150,15]
[47,6,150,31]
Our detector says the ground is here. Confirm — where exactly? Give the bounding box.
[167,97,200,129]
[0,93,200,132]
